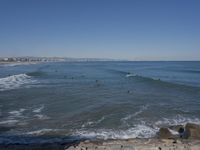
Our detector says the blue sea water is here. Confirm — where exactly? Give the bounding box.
[0,61,200,141]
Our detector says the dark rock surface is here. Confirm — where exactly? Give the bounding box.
[184,123,200,139]
[158,128,174,139]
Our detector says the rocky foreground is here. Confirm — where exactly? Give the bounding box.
[0,123,199,150]
[67,123,200,150]
[67,139,200,150]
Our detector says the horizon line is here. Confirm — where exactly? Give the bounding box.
[0,56,200,62]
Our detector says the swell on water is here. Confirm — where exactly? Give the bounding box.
[108,68,200,88]
[75,124,158,139]
[109,69,200,89]
[74,104,200,140]
[0,74,37,91]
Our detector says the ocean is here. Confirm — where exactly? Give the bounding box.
[0,61,200,143]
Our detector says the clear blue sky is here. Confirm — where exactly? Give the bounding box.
[0,0,200,60]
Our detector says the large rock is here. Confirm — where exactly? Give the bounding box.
[184,123,200,139]
[158,128,174,139]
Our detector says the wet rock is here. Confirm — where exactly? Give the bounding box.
[169,125,184,132]
[158,128,174,139]
[169,125,187,138]
[184,123,200,139]
[178,127,185,138]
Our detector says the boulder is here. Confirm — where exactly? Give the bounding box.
[184,123,200,139]
[158,128,174,139]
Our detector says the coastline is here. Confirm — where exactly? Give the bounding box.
[0,61,41,66]
[67,138,200,150]
[0,138,199,150]
[0,123,199,150]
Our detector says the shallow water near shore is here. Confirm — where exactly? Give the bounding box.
[0,61,200,142]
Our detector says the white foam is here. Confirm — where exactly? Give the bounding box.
[76,124,158,139]
[34,114,50,120]
[33,105,44,113]
[8,108,26,118]
[77,115,200,139]
[0,74,36,91]
[121,105,149,122]
[155,115,200,126]
[0,119,19,125]
[26,129,60,136]
[82,116,105,128]
[126,73,137,77]
[0,108,27,125]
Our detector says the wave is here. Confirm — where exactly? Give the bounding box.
[26,129,61,136]
[76,124,158,139]
[121,105,149,122]
[0,108,27,126]
[124,72,200,89]
[125,73,137,77]
[34,114,50,120]
[32,105,44,113]
[8,108,26,118]
[81,116,105,128]
[76,115,200,140]
[0,74,37,91]
[125,73,167,83]
[0,119,19,125]
[108,69,200,88]
[155,115,200,126]
[109,69,165,83]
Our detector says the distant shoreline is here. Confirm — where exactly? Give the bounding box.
[0,61,41,66]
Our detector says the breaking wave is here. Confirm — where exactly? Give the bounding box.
[125,73,137,77]
[155,115,200,126]
[0,74,37,91]
[125,72,200,89]
[75,115,200,140]
[75,124,158,139]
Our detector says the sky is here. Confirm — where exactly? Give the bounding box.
[0,0,200,60]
